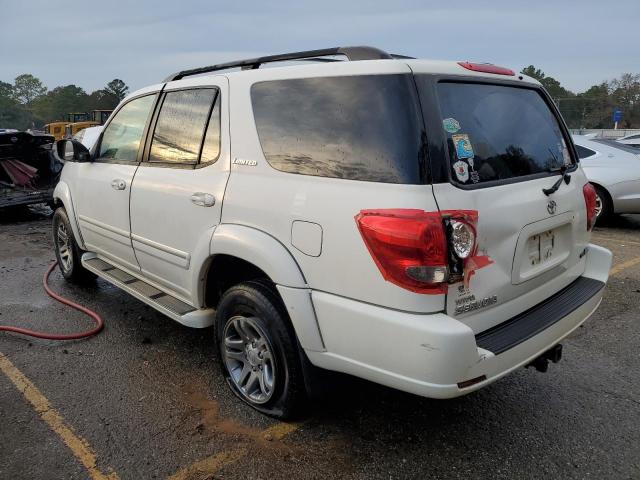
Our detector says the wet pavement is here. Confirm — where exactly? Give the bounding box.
[1,204,639,479]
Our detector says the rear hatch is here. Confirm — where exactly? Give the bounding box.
[414,75,591,333]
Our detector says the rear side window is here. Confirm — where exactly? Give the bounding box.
[575,145,597,159]
[434,82,572,186]
[251,74,424,184]
[149,89,217,164]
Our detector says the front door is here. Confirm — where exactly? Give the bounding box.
[129,78,229,302]
[73,93,158,271]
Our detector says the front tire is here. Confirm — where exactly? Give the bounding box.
[52,207,96,284]
[214,281,306,418]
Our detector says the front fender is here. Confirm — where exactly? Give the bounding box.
[53,181,86,250]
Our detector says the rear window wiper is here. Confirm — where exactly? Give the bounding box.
[542,149,572,196]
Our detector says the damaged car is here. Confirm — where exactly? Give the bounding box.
[0,130,62,209]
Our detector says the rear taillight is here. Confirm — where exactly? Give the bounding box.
[355,209,478,294]
[583,183,597,231]
[457,61,515,76]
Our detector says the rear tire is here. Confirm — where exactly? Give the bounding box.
[214,280,306,419]
[52,207,96,284]
[594,185,613,223]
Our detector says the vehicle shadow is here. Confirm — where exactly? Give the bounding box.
[595,213,640,231]
[0,203,53,225]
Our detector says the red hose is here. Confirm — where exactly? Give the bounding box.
[0,261,104,340]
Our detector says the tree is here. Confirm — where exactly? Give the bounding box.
[12,74,47,104]
[608,73,640,128]
[87,89,120,110]
[103,79,129,101]
[520,65,574,100]
[31,85,90,123]
[0,81,13,98]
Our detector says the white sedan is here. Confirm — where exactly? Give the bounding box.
[573,135,640,220]
[616,132,640,148]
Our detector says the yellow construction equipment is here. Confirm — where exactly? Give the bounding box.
[43,122,68,141]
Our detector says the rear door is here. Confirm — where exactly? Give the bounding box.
[416,76,591,333]
[129,77,229,303]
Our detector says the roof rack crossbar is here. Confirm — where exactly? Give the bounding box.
[163,46,393,82]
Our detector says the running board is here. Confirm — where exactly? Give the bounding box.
[81,253,215,328]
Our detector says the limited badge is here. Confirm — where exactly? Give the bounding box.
[453,160,469,182]
[452,133,474,159]
[442,117,460,133]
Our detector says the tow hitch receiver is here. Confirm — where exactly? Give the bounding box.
[526,344,563,373]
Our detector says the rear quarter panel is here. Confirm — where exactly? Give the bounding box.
[222,62,446,313]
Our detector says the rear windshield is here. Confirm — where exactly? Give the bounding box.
[251,74,424,184]
[435,82,572,186]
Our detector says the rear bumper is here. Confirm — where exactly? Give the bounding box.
[306,244,611,399]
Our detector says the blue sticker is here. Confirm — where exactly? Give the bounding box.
[442,117,461,133]
[452,134,474,159]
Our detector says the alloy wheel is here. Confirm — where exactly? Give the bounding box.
[222,315,276,404]
[56,222,73,272]
[594,193,603,219]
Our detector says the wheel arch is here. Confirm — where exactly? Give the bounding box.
[590,182,615,215]
[202,224,324,352]
[52,181,86,250]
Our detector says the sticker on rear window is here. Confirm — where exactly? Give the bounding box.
[453,160,469,182]
[442,118,460,133]
[452,133,474,159]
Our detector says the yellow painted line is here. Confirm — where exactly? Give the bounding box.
[610,255,640,276]
[167,448,245,480]
[167,421,301,479]
[0,352,119,480]
[261,421,302,440]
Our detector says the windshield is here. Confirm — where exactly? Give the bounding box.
[434,82,573,186]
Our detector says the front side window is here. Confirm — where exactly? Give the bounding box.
[149,89,217,164]
[99,94,156,161]
[433,82,573,186]
[251,74,424,184]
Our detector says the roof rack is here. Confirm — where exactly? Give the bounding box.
[163,46,397,82]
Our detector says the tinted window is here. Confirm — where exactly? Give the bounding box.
[200,93,221,163]
[434,82,572,186]
[575,145,596,159]
[150,89,216,164]
[99,95,156,161]
[251,75,424,183]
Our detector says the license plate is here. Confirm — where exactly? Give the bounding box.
[527,230,555,267]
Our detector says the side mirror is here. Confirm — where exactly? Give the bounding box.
[56,139,91,162]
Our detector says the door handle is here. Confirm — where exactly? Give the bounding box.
[190,192,215,207]
[110,179,126,190]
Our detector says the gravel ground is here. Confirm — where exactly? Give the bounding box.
[1,204,639,479]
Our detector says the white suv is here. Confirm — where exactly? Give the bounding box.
[52,47,612,418]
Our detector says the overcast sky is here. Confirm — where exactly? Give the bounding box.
[1,0,638,95]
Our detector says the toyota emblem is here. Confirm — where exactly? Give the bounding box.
[547,200,557,215]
